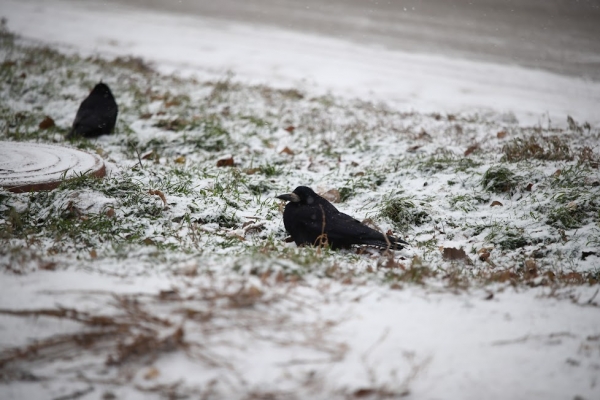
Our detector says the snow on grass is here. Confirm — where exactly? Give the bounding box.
[1,21,600,400]
[3,0,600,128]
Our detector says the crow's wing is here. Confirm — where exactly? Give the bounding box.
[70,95,117,137]
[283,203,329,246]
[72,106,96,127]
[326,212,406,249]
[325,212,375,244]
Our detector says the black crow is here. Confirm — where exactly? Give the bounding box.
[276,186,407,250]
[67,82,118,139]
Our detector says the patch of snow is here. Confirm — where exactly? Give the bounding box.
[1,2,599,400]
[1,0,599,127]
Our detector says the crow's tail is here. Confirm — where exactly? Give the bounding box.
[363,235,408,250]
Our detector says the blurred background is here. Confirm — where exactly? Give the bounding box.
[2,0,599,124]
[112,0,600,80]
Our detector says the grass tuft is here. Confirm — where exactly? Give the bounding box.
[380,197,430,232]
[481,166,520,194]
[483,223,529,250]
[502,135,573,162]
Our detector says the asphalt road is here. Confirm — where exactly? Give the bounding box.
[110,0,600,80]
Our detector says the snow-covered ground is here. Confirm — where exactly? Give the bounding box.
[2,0,600,127]
[1,1,600,399]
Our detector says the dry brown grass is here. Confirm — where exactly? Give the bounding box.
[502,135,573,162]
[0,281,347,398]
[0,296,183,368]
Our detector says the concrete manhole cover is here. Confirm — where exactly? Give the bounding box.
[0,141,105,193]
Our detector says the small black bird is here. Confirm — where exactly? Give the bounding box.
[277,186,408,250]
[68,82,118,139]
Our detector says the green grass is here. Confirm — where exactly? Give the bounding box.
[448,194,488,213]
[481,165,521,194]
[258,162,283,177]
[415,151,481,173]
[1,23,599,288]
[380,197,431,232]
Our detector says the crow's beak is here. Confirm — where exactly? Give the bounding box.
[276,193,300,202]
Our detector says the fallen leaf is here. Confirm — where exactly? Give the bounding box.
[320,188,341,203]
[497,130,508,139]
[38,116,55,130]
[490,201,503,207]
[139,113,153,119]
[243,221,266,234]
[442,247,468,261]
[553,169,562,177]
[244,168,260,175]
[280,146,295,155]
[247,285,263,298]
[164,100,180,108]
[174,155,186,164]
[90,249,97,259]
[407,145,421,153]
[148,189,167,207]
[464,144,479,156]
[479,252,490,262]
[217,156,234,167]
[141,150,155,160]
[159,290,180,300]
[144,367,160,380]
[40,262,57,271]
[105,208,115,218]
[284,125,295,133]
[525,183,533,191]
[353,389,376,398]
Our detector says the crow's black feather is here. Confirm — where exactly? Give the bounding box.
[68,82,118,139]
[277,186,407,250]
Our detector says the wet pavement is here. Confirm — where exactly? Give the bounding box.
[110,0,600,80]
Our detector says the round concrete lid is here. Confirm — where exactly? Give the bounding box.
[0,141,106,193]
